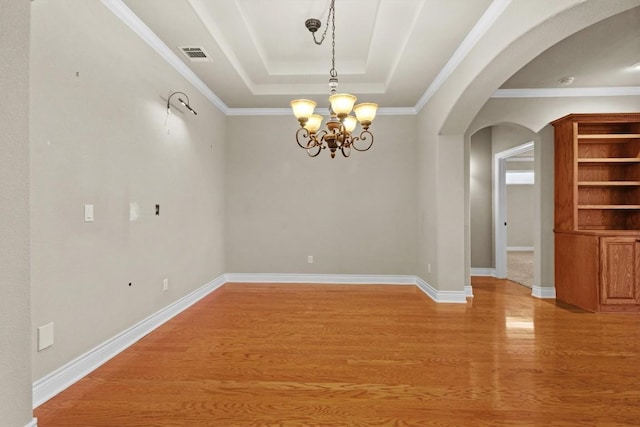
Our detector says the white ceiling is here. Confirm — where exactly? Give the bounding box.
[502,5,640,89]
[117,0,640,110]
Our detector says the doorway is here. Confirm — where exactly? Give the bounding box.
[494,141,534,287]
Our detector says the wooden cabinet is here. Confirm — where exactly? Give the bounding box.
[600,236,640,306]
[553,113,640,312]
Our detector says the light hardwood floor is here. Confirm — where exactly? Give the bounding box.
[35,278,640,426]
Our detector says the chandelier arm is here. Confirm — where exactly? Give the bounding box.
[307,145,323,157]
[315,130,329,149]
[341,145,351,158]
[351,130,374,152]
[295,127,320,150]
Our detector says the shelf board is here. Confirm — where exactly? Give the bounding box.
[578,181,640,186]
[576,227,640,234]
[578,134,640,140]
[578,158,640,163]
[578,205,640,210]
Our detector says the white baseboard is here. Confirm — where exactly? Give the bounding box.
[465,285,474,298]
[470,268,495,276]
[25,418,37,427]
[224,273,416,285]
[32,274,227,408]
[532,285,556,299]
[33,272,470,408]
[507,246,534,252]
[415,276,467,303]
[226,273,468,304]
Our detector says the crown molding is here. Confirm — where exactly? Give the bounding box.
[103,0,638,117]
[225,107,418,116]
[414,0,512,112]
[225,108,291,116]
[102,0,509,116]
[101,0,230,114]
[492,86,640,98]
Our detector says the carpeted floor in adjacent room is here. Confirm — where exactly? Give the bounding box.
[507,250,533,288]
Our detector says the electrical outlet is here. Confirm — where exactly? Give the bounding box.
[307,255,313,264]
[428,263,431,273]
[163,278,169,291]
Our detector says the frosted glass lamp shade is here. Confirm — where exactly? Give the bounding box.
[353,103,378,124]
[343,115,357,133]
[304,114,323,133]
[290,99,317,119]
[328,93,357,116]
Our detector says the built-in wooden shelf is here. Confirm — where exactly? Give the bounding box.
[578,181,640,186]
[578,158,640,163]
[553,114,640,313]
[577,133,640,140]
[578,205,640,210]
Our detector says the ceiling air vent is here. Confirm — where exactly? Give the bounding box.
[178,46,211,62]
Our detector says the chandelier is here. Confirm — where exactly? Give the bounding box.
[290,0,378,158]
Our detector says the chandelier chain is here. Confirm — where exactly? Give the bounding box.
[311,0,335,46]
[291,0,377,158]
[330,3,336,78]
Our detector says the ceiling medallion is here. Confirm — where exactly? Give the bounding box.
[290,0,378,158]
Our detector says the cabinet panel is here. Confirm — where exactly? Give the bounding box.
[555,232,599,311]
[600,237,640,305]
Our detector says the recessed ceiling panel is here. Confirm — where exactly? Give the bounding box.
[123,0,499,107]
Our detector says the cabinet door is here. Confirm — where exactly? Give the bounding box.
[600,237,640,305]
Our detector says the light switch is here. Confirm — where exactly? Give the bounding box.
[129,202,139,221]
[38,322,54,351]
[84,204,94,222]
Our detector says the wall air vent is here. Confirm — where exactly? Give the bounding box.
[178,46,211,62]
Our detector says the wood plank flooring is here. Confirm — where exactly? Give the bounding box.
[35,278,640,426]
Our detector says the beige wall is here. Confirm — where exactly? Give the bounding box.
[0,1,34,425]
[496,125,536,250]
[507,184,534,248]
[469,124,536,270]
[469,128,493,268]
[225,115,418,275]
[30,1,226,380]
[536,124,556,288]
[491,123,535,156]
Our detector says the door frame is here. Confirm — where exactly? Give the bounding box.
[493,141,534,278]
